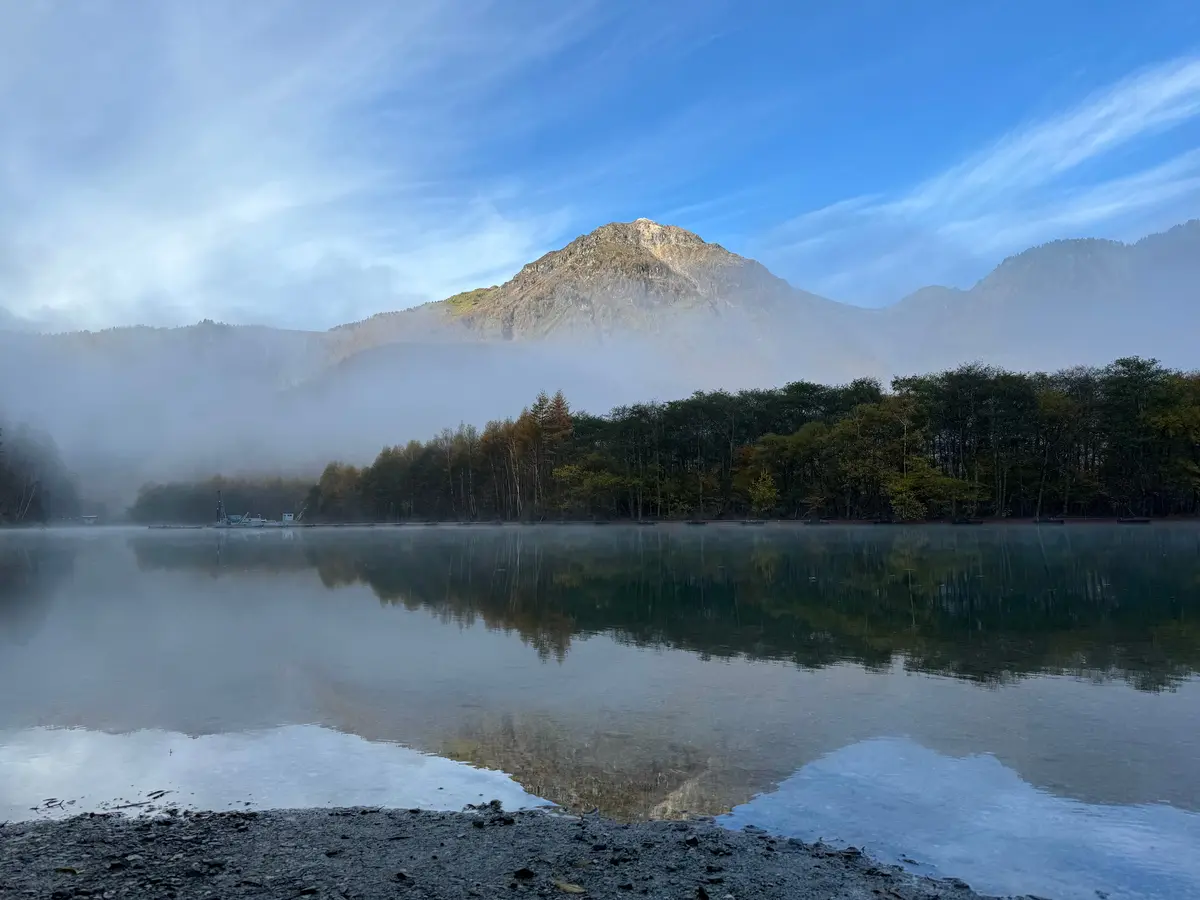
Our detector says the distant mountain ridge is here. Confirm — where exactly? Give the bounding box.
[4,216,1197,371]
[879,219,1200,373]
[1,217,1197,505]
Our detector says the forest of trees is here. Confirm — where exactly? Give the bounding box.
[129,357,1200,523]
[0,423,80,524]
[304,357,1200,522]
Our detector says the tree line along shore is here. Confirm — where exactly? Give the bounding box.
[121,356,1200,525]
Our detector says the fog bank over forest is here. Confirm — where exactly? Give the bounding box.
[0,325,808,508]
[1,217,1198,512]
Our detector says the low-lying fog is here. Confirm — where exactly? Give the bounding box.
[0,315,845,509]
[2,282,1197,513]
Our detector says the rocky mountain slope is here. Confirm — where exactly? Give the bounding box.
[420,217,833,337]
[324,218,871,370]
[319,216,1200,378]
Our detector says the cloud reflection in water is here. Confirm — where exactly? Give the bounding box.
[0,724,546,821]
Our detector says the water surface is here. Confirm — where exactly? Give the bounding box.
[2,524,1198,900]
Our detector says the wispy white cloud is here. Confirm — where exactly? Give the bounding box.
[938,148,1200,252]
[0,1,602,329]
[8,4,1198,328]
[893,57,1200,217]
[756,55,1200,305]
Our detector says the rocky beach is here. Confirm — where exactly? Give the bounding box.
[0,804,1007,900]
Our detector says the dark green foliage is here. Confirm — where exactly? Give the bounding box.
[138,357,1200,522]
[0,423,80,524]
[323,358,1200,521]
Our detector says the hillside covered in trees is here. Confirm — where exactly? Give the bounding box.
[129,357,1200,524]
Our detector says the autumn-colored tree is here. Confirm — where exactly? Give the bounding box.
[747,469,779,516]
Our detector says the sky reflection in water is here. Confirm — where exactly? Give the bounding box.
[722,736,1200,900]
[7,720,1196,900]
[0,724,544,821]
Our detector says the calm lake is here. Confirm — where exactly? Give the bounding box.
[2,524,1198,900]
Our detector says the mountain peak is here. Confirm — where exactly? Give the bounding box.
[392,218,793,340]
[573,218,713,254]
[627,216,690,241]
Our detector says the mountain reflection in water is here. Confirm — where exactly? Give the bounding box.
[721,737,1200,900]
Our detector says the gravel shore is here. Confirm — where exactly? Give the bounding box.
[0,803,1016,900]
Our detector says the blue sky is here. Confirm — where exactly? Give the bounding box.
[1,0,1199,329]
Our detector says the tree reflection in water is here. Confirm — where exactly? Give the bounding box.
[129,524,1200,691]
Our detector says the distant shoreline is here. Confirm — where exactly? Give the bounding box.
[4,515,1199,530]
[147,515,1190,528]
[1,806,994,900]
